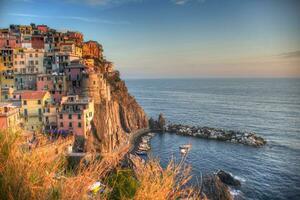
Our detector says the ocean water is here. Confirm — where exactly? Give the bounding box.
[125,78,300,200]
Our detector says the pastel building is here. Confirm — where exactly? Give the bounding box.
[37,73,68,103]
[24,48,45,74]
[65,61,87,94]
[43,104,58,133]
[44,52,79,73]
[0,48,15,89]
[15,74,37,90]
[20,91,52,131]
[58,95,94,137]
[0,103,21,129]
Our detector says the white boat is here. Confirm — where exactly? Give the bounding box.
[179,144,192,154]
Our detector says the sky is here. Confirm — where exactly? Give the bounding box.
[0,0,300,78]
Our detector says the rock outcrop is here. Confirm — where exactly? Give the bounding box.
[216,170,241,187]
[166,124,266,147]
[149,113,166,131]
[203,175,232,200]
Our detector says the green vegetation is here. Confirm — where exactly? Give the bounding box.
[106,169,139,200]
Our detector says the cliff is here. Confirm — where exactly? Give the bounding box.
[85,64,148,153]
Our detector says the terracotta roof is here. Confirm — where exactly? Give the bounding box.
[21,91,48,100]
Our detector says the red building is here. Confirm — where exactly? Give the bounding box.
[37,25,48,33]
[31,34,44,49]
[0,29,21,48]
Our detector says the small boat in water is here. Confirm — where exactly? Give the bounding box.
[136,150,147,155]
[179,144,192,154]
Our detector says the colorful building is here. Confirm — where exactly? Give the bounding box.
[15,73,37,90]
[37,73,68,103]
[58,95,94,137]
[0,103,21,129]
[31,34,45,49]
[82,40,103,59]
[20,91,52,131]
[43,104,58,133]
[37,25,48,34]
[0,48,15,89]
[0,30,21,49]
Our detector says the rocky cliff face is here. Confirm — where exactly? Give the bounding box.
[87,67,148,153]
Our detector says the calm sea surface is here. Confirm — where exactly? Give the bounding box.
[126,78,300,200]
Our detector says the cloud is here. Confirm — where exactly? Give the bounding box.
[172,0,206,6]
[279,50,300,59]
[8,13,130,25]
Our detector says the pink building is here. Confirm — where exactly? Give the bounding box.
[65,61,87,94]
[37,25,48,33]
[57,95,94,137]
[37,74,68,103]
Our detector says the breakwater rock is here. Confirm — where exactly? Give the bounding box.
[166,124,266,147]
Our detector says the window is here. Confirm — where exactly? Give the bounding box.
[60,122,63,127]
[29,53,32,57]
[35,60,38,65]
[23,100,27,105]
[78,114,81,119]
[38,108,42,115]
[68,114,72,119]
[78,122,82,128]
[24,109,28,116]
[69,122,72,128]
[35,53,38,57]
[38,100,41,104]
[59,114,63,119]
[21,55,23,59]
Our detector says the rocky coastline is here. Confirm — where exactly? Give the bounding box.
[149,114,266,147]
[166,124,266,147]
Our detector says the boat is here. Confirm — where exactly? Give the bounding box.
[148,132,155,137]
[179,144,192,154]
[141,138,149,143]
[136,150,147,155]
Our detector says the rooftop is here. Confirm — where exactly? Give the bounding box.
[20,91,49,100]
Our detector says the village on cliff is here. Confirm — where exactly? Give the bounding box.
[0,24,116,149]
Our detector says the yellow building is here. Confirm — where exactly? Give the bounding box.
[20,91,51,131]
[19,25,32,35]
[75,45,82,58]
[0,103,21,130]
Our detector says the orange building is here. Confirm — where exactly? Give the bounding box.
[82,40,103,59]
[0,103,21,129]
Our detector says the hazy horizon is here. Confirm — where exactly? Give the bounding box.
[1,0,300,78]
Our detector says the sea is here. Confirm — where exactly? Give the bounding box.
[125,78,300,200]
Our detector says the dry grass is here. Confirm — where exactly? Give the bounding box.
[0,129,123,200]
[0,129,201,200]
[130,155,201,200]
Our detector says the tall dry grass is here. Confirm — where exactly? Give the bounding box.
[0,129,124,200]
[130,155,202,200]
[0,129,201,200]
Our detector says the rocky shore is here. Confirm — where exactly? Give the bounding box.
[166,124,266,147]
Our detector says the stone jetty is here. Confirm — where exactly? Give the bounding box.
[166,124,266,147]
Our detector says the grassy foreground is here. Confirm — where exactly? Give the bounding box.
[0,130,201,200]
